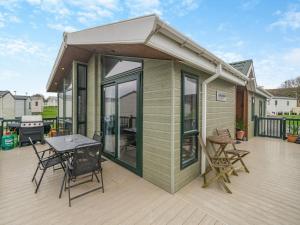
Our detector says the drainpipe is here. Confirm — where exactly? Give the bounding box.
[201,63,222,174]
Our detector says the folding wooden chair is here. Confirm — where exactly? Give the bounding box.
[199,136,232,194]
[216,128,250,173]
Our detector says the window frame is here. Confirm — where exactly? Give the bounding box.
[180,71,199,170]
[251,96,255,121]
[258,100,262,117]
[77,63,88,136]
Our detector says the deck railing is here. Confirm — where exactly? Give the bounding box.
[0,117,59,141]
[254,116,300,139]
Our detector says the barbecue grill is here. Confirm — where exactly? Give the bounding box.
[19,115,45,146]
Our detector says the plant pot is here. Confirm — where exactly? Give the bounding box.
[236,130,245,140]
[287,134,298,143]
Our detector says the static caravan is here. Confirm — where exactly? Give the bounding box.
[47,15,248,193]
[15,95,32,118]
[0,91,15,120]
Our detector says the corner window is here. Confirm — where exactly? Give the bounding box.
[77,64,87,135]
[251,97,255,121]
[102,56,142,80]
[181,72,198,169]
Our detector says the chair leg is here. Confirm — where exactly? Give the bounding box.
[68,178,71,207]
[35,168,46,193]
[100,169,104,193]
[239,157,250,173]
[32,164,39,182]
[59,172,66,199]
[94,172,100,183]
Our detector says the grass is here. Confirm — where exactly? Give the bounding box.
[42,106,58,119]
[273,115,300,119]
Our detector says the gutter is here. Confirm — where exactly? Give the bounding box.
[201,64,222,173]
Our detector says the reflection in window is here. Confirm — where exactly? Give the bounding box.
[103,56,142,79]
[57,70,73,135]
[181,73,198,169]
[77,64,87,135]
[118,80,137,168]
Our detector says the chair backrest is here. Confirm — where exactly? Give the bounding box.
[28,137,42,162]
[93,132,102,142]
[198,136,214,168]
[71,143,102,177]
[216,128,236,150]
[216,128,232,138]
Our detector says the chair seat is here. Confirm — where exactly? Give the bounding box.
[41,156,63,168]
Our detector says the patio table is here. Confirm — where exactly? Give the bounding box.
[45,134,98,153]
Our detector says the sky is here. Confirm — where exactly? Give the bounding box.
[0,0,300,97]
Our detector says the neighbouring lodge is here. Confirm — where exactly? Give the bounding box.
[47,15,270,193]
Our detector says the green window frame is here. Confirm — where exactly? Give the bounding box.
[259,100,263,117]
[180,72,199,170]
[251,96,255,121]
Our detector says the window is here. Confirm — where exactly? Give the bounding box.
[35,101,38,106]
[259,100,263,117]
[102,56,142,80]
[287,101,289,106]
[251,97,255,121]
[181,72,198,169]
[275,100,278,106]
[29,102,31,110]
[77,64,87,135]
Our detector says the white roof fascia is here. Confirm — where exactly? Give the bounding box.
[46,41,67,91]
[255,88,272,99]
[66,15,156,45]
[145,19,248,85]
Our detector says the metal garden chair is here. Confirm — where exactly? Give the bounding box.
[216,128,250,173]
[29,137,65,193]
[199,136,232,193]
[59,143,104,207]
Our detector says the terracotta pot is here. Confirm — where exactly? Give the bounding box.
[287,135,298,143]
[236,130,245,140]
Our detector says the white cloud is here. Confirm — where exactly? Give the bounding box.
[283,48,300,66]
[240,0,260,10]
[0,12,21,28]
[269,9,300,30]
[0,38,40,55]
[0,70,20,81]
[47,23,77,32]
[125,0,162,16]
[213,50,244,62]
[255,50,300,88]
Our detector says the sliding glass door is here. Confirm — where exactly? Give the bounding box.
[102,74,142,175]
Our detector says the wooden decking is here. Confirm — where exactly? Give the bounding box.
[0,137,300,225]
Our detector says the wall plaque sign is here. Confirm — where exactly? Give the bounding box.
[216,91,227,102]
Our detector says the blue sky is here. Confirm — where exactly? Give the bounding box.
[0,0,300,97]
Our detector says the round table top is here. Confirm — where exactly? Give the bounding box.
[207,135,233,145]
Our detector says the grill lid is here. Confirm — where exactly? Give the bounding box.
[21,115,43,122]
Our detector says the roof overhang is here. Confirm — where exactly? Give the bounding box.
[47,14,248,92]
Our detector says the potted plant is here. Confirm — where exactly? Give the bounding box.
[287,125,299,143]
[236,119,245,140]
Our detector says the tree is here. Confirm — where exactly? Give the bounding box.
[280,76,300,88]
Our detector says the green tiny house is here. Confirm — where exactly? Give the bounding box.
[47,15,252,193]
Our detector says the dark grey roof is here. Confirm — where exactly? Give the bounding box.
[0,91,10,97]
[15,95,30,100]
[230,59,253,75]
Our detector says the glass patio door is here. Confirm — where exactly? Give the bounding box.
[102,74,141,175]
